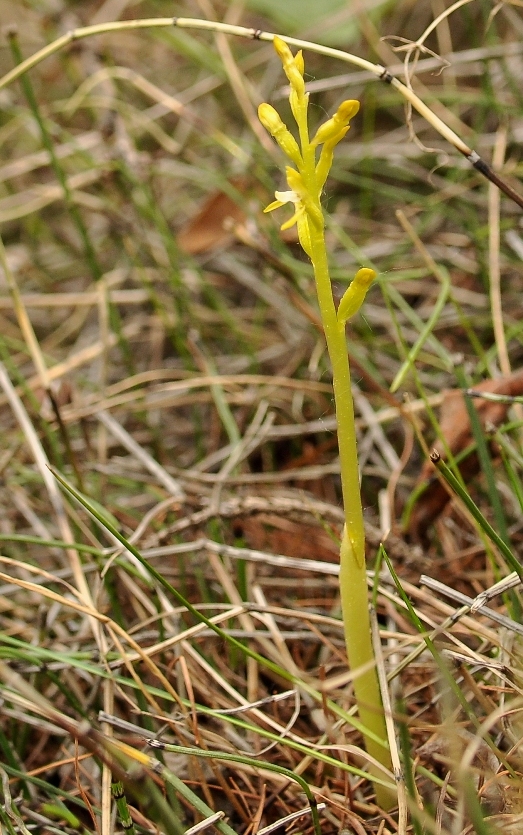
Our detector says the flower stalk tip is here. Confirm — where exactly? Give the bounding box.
[272,36,305,98]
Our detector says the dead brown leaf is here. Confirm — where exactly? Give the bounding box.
[177,176,255,254]
[408,367,523,540]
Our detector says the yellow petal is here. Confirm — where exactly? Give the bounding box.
[285,166,305,195]
[263,199,285,214]
[280,208,303,231]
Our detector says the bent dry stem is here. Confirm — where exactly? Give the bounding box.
[258,37,394,809]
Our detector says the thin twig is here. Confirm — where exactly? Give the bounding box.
[0,17,522,208]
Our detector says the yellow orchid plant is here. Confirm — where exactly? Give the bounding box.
[259,37,394,807]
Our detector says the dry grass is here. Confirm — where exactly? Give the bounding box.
[1,1,523,834]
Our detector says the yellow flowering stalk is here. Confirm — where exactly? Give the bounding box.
[259,37,394,808]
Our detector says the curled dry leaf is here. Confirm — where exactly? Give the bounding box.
[177,176,264,255]
[408,367,523,540]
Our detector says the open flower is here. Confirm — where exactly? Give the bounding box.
[263,166,324,256]
[264,184,311,256]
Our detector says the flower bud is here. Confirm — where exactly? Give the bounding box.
[337,99,360,122]
[311,99,360,147]
[285,167,323,229]
[258,103,302,165]
[258,102,285,134]
[289,87,309,126]
[273,36,294,66]
[354,267,375,288]
[273,36,305,98]
[337,267,376,326]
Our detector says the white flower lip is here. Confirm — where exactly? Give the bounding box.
[274,189,299,205]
